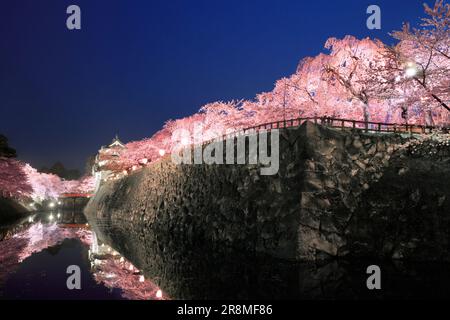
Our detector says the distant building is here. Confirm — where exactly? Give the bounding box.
[93,135,127,191]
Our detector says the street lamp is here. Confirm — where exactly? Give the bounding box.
[405,66,418,78]
[405,62,418,78]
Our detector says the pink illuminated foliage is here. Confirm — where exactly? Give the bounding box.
[390,0,450,121]
[1,159,95,202]
[116,2,449,171]
[23,164,66,201]
[0,222,164,300]
[3,2,447,181]
[0,158,33,198]
[61,175,95,194]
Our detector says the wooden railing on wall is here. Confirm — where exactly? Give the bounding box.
[231,116,449,137]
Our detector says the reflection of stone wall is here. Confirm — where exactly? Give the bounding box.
[85,122,450,263]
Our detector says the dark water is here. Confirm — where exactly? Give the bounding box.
[90,215,450,300]
[2,211,450,300]
[0,211,164,300]
[110,242,450,300]
[1,238,125,300]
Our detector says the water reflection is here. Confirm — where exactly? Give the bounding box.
[0,211,166,300]
[4,210,450,299]
[88,232,167,300]
[88,214,450,300]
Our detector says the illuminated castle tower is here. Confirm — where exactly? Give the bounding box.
[92,135,126,191]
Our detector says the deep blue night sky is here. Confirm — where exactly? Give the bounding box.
[0,0,428,171]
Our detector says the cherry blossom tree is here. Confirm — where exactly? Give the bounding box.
[97,1,449,174]
[390,0,450,121]
[0,158,33,199]
[321,36,397,126]
[22,165,65,201]
[61,176,95,194]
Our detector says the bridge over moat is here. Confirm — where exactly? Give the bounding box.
[58,193,94,210]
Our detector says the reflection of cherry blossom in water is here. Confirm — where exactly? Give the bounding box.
[0,222,91,290]
[0,222,91,265]
[0,221,166,300]
[90,252,167,300]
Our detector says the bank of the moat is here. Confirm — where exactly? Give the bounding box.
[85,122,450,269]
[0,197,29,226]
[0,196,91,228]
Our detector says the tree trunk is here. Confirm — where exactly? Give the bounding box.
[363,104,370,132]
[425,110,435,126]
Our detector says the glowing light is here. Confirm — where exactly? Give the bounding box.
[181,137,190,146]
[139,275,145,282]
[58,201,62,205]
[28,217,34,223]
[158,149,166,156]
[85,223,89,226]
[405,67,417,78]
[57,213,61,218]
[156,290,163,298]
[48,214,54,221]
[48,202,55,208]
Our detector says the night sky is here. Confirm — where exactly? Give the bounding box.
[0,0,428,171]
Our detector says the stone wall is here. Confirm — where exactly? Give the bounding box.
[85,122,450,265]
[297,124,450,261]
